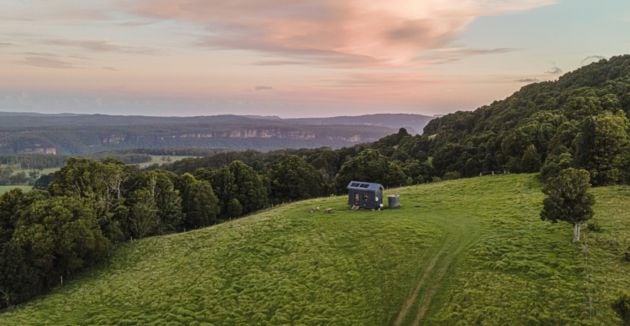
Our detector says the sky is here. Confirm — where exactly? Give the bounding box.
[0,0,629,118]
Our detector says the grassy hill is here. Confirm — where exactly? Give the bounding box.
[1,174,629,324]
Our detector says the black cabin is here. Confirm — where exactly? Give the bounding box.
[347,181,384,210]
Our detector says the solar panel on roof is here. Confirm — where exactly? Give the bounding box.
[350,183,359,187]
[359,184,369,188]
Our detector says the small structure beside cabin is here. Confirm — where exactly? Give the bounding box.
[347,181,384,210]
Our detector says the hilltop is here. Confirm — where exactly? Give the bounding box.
[2,174,629,324]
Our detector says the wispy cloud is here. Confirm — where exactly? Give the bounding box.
[255,86,274,91]
[420,47,518,64]
[321,72,438,88]
[0,42,13,47]
[45,39,159,55]
[516,78,540,83]
[18,56,79,69]
[252,60,310,66]
[129,0,555,66]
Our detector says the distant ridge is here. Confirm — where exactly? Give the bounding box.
[0,112,434,155]
[288,113,434,134]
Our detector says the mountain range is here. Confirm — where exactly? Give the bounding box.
[0,112,434,155]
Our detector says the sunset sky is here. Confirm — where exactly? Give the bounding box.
[1,0,629,117]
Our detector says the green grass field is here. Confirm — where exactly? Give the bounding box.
[0,185,31,195]
[135,155,196,168]
[1,174,629,325]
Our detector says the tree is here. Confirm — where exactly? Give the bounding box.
[230,161,268,214]
[0,241,41,308]
[335,149,407,192]
[575,111,630,185]
[521,144,542,172]
[540,152,573,182]
[210,161,267,218]
[13,196,111,287]
[402,159,433,184]
[126,189,159,239]
[226,198,243,219]
[180,174,219,228]
[144,171,183,233]
[49,158,130,242]
[541,168,595,242]
[267,155,324,204]
[0,189,48,243]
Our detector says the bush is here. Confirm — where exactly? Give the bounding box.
[612,293,630,325]
[587,222,602,232]
[443,171,461,180]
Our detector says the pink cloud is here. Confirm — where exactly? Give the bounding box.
[129,0,555,65]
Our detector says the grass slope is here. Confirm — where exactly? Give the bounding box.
[2,175,630,325]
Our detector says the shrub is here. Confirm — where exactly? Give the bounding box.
[612,293,630,325]
[443,171,461,180]
[587,222,602,232]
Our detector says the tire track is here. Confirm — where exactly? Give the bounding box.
[411,237,473,325]
[393,236,453,326]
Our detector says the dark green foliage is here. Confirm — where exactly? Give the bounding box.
[612,294,630,325]
[421,56,630,180]
[540,152,573,182]
[180,174,219,228]
[0,241,41,308]
[267,155,325,204]
[443,171,462,180]
[521,144,542,172]
[13,196,111,289]
[33,173,53,190]
[226,198,243,219]
[126,188,160,239]
[138,171,183,233]
[208,161,268,218]
[574,111,630,185]
[401,160,433,184]
[541,168,595,242]
[335,149,407,192]
[586,222,602,232]
[0,189,48,243]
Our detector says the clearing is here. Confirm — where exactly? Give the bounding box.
[1,174,629,325]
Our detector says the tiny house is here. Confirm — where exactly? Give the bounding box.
[347,181,384,210]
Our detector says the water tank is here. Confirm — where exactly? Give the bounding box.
[388,195,400,209]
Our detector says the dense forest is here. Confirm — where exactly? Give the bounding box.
[1,55,630,309]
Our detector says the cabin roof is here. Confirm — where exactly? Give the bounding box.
[346,181,384,192]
